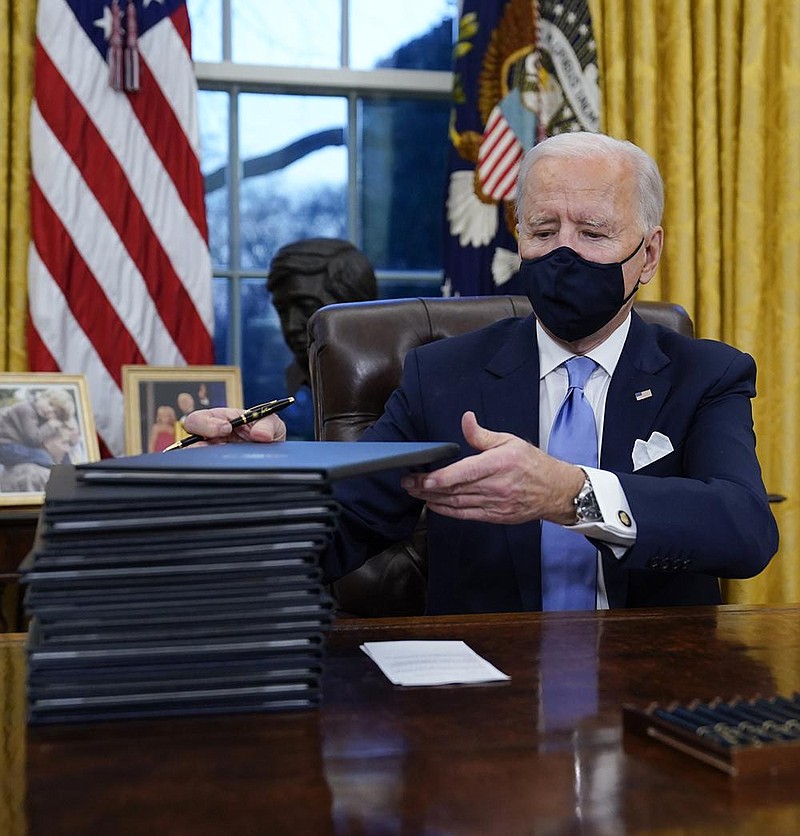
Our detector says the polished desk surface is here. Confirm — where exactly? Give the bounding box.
[2,604,800,835]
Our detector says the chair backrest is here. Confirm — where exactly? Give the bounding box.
[307,295,693,617]
[308,296,693,442]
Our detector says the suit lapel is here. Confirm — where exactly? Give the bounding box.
[601,313,672,473]
[481,315,543,610]
[482,314,540,442]
[601,313,673,607]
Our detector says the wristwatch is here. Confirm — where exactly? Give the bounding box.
[574,469,603,523]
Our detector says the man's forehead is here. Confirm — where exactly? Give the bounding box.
[524,158,634,218]
[528,173,624,200]
[529,153,631,189]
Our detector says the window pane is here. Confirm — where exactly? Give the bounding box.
[187,0,223,62]
[350,0,456,70]
[360,97,450,271]
[232,0,340,67]
[198,91,230,269]
[212,277,231,364]
[239,93,347,271]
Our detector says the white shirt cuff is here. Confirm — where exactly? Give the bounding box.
[567,466,636,555]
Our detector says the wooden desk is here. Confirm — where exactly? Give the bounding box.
[3,604,800,834]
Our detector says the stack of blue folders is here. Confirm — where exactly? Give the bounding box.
[21,440,458,724]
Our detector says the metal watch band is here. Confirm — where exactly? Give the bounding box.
[574,469,603,523]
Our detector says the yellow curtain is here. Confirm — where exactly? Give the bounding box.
[590,0,800,605]
[0,638,26,836]
[0,0,36,372]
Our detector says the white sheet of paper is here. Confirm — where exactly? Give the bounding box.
[360,640,511,686]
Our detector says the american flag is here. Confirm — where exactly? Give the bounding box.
[28,0,214,457]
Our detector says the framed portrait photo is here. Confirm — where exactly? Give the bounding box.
[0,373,99,506]
[122,365,243,456]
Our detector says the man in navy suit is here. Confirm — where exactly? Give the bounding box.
[185,133,778,614]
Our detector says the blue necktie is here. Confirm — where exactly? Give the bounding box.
[540,356,598,611]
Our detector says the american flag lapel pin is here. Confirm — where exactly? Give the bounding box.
[635,389,653,401]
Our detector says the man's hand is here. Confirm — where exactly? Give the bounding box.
[400,411,584,525]
[181,407,287,445]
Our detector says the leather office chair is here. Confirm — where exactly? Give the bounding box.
[307,296,694,616]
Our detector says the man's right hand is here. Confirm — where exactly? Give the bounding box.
[182,407,287,445]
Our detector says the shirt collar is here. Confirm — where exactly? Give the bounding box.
[537,314,632,380]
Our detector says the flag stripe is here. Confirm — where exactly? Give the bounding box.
[29,0,213,457]
[25,303,59,372]
[30,100,184,365]
[485,151,522,200]
[478,113,524,200]
[137,6,199,152]
[482,140,518,192]
[128,57,207,238]
[131,54,207,236]
[481,127,516,171]
[166,2,192,57]
[36,0,213,332]
[33,46,206,358]
[29,243,126,454]
[478,116,510,166]
[30,179,146,377]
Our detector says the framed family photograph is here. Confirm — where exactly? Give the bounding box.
[122,365,243,455]
[0,373,99,506]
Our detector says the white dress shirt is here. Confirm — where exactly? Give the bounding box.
[537,317,637,608]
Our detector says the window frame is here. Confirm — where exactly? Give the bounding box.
[196,62,453,366]
[192,0,455,369]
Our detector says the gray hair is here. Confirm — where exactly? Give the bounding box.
[515,132,664,233]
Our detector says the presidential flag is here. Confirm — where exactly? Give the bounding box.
[28,0,214,457]
[443,0,600,297]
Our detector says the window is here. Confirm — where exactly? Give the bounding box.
[188,0,456,425]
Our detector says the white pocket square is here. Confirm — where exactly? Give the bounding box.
[632,431,674,471]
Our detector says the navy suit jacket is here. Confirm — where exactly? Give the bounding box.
[326,312,778,614]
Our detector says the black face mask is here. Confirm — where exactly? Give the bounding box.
[519,239,644,342]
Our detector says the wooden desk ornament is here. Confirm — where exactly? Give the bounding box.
[623,693,800,778]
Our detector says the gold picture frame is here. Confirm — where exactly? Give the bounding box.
[122,365,243,456]
[0,373,99,506]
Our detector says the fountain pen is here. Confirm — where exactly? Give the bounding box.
[161,396,295,452]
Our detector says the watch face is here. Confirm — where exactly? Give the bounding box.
[576,485,602,522]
